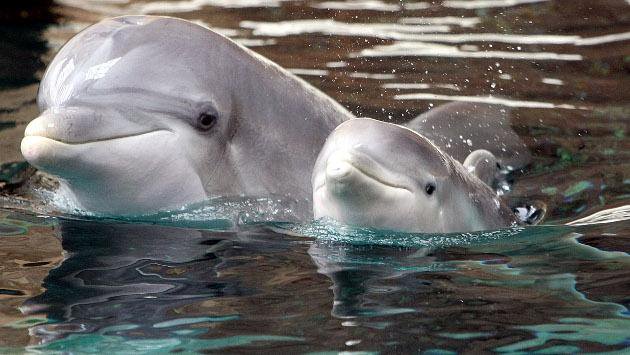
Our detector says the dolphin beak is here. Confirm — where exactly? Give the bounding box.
[24,108,167,144]
[325,150,354,182]
[21,108,170,174]
[23,113,54,139]
[322,149,412,196]
[21,113,69,169]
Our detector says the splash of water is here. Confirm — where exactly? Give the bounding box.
[272,217,532,248]
[40,195,309,231]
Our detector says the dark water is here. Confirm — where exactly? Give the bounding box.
[1,0,629,353]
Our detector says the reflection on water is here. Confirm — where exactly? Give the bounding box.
[0,0,629,353]
[23,219,254,343]
[441,0,549,9]
[394,92,585,109]
[1,210,628,353]
[0,1,57,88]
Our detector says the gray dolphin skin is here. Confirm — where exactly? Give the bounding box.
[312,118,519,233]
[405,102,531,170]
[463,149,500,187]
[20,15,353,215]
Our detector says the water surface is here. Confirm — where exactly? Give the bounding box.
[0,0,629,353]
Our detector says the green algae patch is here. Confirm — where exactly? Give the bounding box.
[496,318,630,353]
[423,349,457,355]
[613,128,625,139]
[33,334,305,354]
[3,317,48,329]
[153,315,239,328]
[437,331,494,340]
[0,223,26,236]
[563,181,594,197]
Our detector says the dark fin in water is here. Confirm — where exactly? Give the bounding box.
[513,200,547,225]
[462,149,518,196]
[463,149,499,187]
[404,102,531,171]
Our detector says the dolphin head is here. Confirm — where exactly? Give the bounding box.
[312,118,464,232]
[21,16,250,214]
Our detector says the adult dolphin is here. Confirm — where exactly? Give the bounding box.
[21,15,354,215]
[312,118,519,233]
[405,101,531,170]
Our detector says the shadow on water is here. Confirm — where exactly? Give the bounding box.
[0,1,57,89]
[306,222,630,353]
[0,0,629,353]
[0,209,624,353]
[21,219,286,343]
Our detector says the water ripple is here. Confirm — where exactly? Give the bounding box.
[442,0,549,9]
[393,93,585,110]
[356,42,583,61]
[241,19,451,38]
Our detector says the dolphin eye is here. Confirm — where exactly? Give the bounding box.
[425,183,436,195]
[196,112,217,131]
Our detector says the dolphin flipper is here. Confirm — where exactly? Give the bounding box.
[513,201,547,225]
[463,149,499,187]
[405,102,531,170]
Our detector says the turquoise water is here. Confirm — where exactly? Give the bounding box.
[1,0,629,353]
[0,205,628,353]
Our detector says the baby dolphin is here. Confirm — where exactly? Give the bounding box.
[20,16,353,215]
[312,119,519,233]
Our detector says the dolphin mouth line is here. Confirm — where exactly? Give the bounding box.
[317,160,412,193]
[24,129,172,145]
